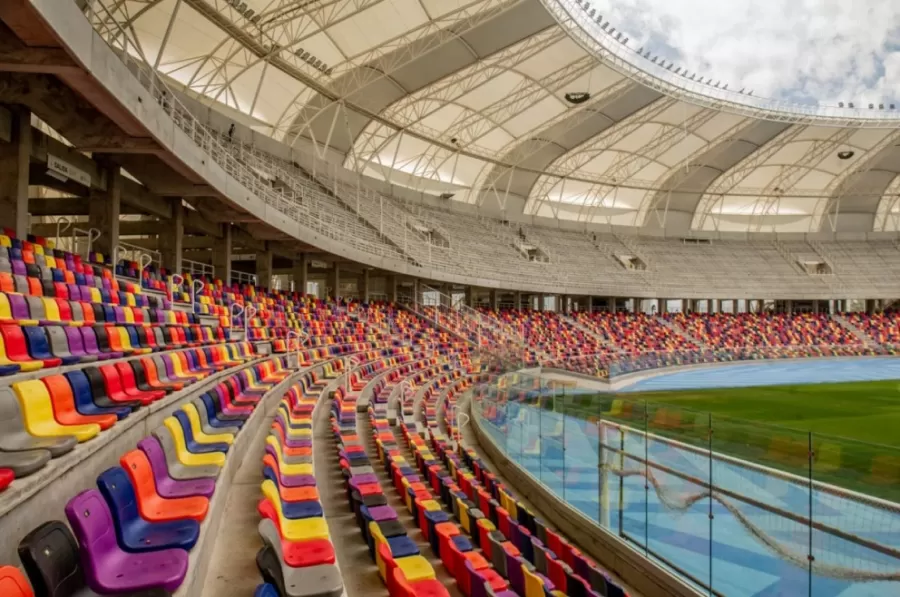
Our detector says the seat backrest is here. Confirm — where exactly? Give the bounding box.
[96,466,141,539]
[63,490,120,582]
[45,326,72,358]
[0,565,34,597]
[119,449,157,499]
[17,521,86,597]
[256,518,285,560]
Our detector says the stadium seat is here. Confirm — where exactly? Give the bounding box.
[192,397,242,435]
[43,374,117,430]
[119,448,210,522]
[97,466,201,551]
[155,420,225,472]
[12,380,101,442]
[0,566,32,597]
[136,437,217,499]
[0,386,78,456]
[65,490,189,593]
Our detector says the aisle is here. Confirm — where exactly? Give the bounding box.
[200,415,270,597]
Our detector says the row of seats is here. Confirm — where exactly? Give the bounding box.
[254,375,344,597]
[0,322,229,374]
[0,274,167,310]
[329,362,452,597]
[0,356,289,596]
[419,389,629,597]
[1,293,198,328]
[0,343,256,489]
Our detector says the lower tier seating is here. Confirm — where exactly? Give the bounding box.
[1,356,290,595]
[0,342,255,490]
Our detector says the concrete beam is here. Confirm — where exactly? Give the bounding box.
[183,208,222,238]
[0,73,156,154]
[158,198,184,273]
[125,236,215,251]
[231,227,265,252]
[28,197,89,216]
[121,178,173,219]
[212,224,232,282]
[147,182,217,197]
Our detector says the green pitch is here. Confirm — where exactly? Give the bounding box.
[558,379,900,500]
[624,380,900,448]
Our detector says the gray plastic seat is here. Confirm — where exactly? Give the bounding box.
[191,398,240,436]
[349,465,375,476]
[151,425,220,480]
[25,296,47,320]
[46,326,76,360]
[0,387,77,456]
[151,355,174,381]
[13,274,29,293]
[258,519,343,597]
[0,448,51,477]
[488,531,508,577]
[0,259,10,274]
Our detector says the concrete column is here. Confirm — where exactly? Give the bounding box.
[291,253,308,296]
[387,275,398,303]
[658,299,668,314]
[0,106,30,239]
[88,166,122,261]
[359,269,370,303]
[255,248,273,290]
[514,291,522,310]
[464,286,473,307]
[632,297,641,313]
[490,289,498,310]
[813,299,820,314]
[157,198,183,274]
[212,223,232,283]
[327,263,340,300]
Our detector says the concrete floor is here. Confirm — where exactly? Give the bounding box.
[200,415,269,597]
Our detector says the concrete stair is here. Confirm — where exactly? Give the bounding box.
[832,314,879,348]
[655,315,708,349]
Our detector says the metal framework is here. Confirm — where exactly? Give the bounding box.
[83,0,900,235]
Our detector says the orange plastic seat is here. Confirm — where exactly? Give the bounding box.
[0,565,32,597]
[120,449,209,522]
[43,374,117,430]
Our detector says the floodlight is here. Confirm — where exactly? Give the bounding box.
[601,22,609,30]
[244,9,254,20]
[869,103,875,109]
[622,37,629,44]
[891,104,896,109]
[838,102,844,107]
[880,104,885,109]
[589,8,595,17]
[848,102,854,108]
[837,150,855,160]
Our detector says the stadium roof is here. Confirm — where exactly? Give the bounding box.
[96,0,900,235]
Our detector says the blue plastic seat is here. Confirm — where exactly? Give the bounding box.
[65,370,131,420]
[199,392,244,428]
[387,534,420,558]
[172,411,230,454]
[96,466,200,553]
[255,583,280,597]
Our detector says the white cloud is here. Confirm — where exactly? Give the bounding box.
[590,0,900,106]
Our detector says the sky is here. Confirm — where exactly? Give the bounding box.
[588,0,900,107]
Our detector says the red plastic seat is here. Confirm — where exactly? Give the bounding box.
[0,565,32,596]
[115,361,165,403]
[120,449,209,522]
[0,324,59,368]
[99,365,156,406]
[0,468,13,492]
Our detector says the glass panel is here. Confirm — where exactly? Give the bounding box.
[812,434,900,597]
[563,403,601,523]
[709,418,811,597]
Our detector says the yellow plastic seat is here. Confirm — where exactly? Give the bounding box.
[13,380,100,442]
[266,437,313,475]
[264,495,329,542]
[522,563,548,597]
[182,403,234,445]
[163,417,225,467]
[395,556,435,583]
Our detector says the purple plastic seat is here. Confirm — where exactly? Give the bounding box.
[137,437,216,499]
[365,505,398,522]
[350,473,379,487]
[8,293,31,320]
[79,328,114,360]
[65,489,189,593]
[64,327,92,359]
[12,260,26,276]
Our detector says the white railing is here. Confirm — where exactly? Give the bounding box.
[183,258,214,278]
[229,303,244,336]
[168,273,185,301]
[231,269,258,286]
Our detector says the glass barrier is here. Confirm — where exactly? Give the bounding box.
[471,367,900,597]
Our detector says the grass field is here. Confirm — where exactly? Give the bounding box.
[625,380,900,448]
[553,379,900,501]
